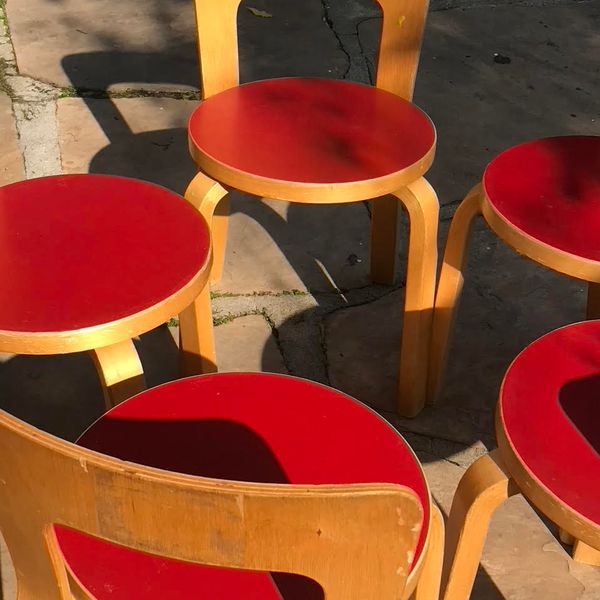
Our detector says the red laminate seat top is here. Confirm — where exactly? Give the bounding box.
[499,320,600,526]
[0,175,209,333]
[483,136,600,261]
[188,78,436,184]
[56,373,429,599]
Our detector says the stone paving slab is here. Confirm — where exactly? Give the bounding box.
[6,0,346,91]
[0,94,23,185]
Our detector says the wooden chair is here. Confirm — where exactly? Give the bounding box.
[0,174,215,409]
[429,135,600,404]
[442,321,600,600]
[0,372,445,599]
[185,0,439,417]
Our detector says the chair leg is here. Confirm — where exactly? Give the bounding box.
[414,503,445,600]
[179,282,217,377]
[392,178,439,417]
[370,195,401,285]
[442,449,518,600]
[558,527,600,565]
[90,340,146,409]
[572,540,600,566]
[428,184,482,405]
[586,282,600,320]
[185,171,229,284]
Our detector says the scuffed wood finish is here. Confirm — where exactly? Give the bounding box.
[0,408,423,599]
[192,0,241,98]
[376,0,430,100]
[89,340,145,409]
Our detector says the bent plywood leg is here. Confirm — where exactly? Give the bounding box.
[393,178,439,417]
[185,171,229,284]
[179,282,217,376]
[442,449,518,600]
[90,339,146,409]
[428,185,482,405]
[572,540,600,566]
[586,282,600,320]
[414,503,445,600]
[370,195,401,284]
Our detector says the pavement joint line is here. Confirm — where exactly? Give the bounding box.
[258,308,296,375]
[320,0,352,80]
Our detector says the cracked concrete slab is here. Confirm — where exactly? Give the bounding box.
[0,94,23,184]
[214,313,288,373]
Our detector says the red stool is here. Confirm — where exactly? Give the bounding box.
[0,174,215,407]
[54,373,445,599]
[443,321,600,600]
[429,135,600,403]
[185,0,440,418]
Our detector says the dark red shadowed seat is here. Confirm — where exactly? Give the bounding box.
[55,373,430,599]
[483,136,600,261]
[188,78,435,185]
[499,320,600,526]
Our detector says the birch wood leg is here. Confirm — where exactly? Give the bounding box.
[185,171,229,284]
[413,504,445,600]
[428,185,482,405]
[572,540,600,566]
[179,283,217,377]
[90,340,146,409]
[370,195,401,285]
[393,178,439,417]
[586,282,600,320]
[442,450,518,600]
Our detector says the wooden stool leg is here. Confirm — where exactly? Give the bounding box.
[393,178,439,417]
[414,503,445,600]
[370,195,401,285]
[179,283,217,377]
[185,171,229,284]
[586,282,600,320]
[558,527,600,565]
[572,540,600,566]
[442,449,518,600]
[428,184,482,405]
[90,340,146,409]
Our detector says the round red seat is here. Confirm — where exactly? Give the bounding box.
[55,373,430,599]
[498,320,600,529]
[483,136,600,262]
[188,78,435,185]
[0,175,210,351]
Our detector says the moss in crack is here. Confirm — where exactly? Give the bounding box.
[57,86,200,101]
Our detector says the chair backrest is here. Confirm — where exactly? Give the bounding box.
[0,408,423,599]
[193,0,430,100]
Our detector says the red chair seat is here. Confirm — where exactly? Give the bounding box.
[483,136,600,261]
[188,78,435,184]
[0,175,209,334]
[499,321,600,528]
[56,373,429,599]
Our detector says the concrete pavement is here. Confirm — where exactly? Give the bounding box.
[1,0,600,597]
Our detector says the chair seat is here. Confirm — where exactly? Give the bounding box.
[483,136,600,262]
[0,175,209,346]
[55,373,429,599]
[188,78,435,186]
[498,320,600,528]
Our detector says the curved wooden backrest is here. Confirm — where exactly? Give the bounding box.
[193,0,430,100]
[0,408,423,599]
